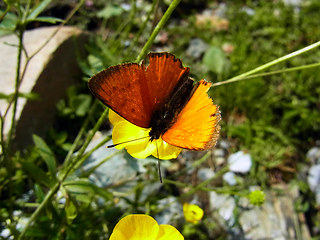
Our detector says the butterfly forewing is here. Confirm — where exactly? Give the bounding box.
[88,63,153,128]
[145,53,190,108]
[88,53,190,129]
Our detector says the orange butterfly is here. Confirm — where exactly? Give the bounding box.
[88,52,220,159]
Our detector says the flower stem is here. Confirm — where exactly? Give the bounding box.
[135,0,181,63]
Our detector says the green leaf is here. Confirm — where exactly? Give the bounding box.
[65,198,77,224]
[34,184,45,202]
[32,134,57,178]
[0,92,12,100]
[203,46,227,74]
[26,0,52,21]
[4,0,19,6]
[97,4,124,19]
[19,92,40,100]
[61,143,72,151]
[56,99,73,116]
[63,178,112,203]
[0,92,40,101]
[70,94,92,117]
[20,161,50,187]
[0,11,17,34]
[31,16,64,24]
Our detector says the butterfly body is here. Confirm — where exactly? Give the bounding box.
[149,76,195,141]
[88,52,220,152]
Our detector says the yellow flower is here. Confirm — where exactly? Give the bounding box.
[109,214,184,240]
[109,110,182,159]
[183,203,204,224]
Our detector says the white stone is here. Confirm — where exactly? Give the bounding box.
[209,191,235,221]
[223,171,237,185]
[228,151,252,173]
[308,164,320,201]
[307,146,320,164]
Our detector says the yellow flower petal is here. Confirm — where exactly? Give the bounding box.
[183,203,204,224]
[109,214,184,240]
[112,118,150,149]
[109,110,182,159]
[109,109,126,126]
[109,214,159,240]
[157,225,184,240]
[153,140,182,160]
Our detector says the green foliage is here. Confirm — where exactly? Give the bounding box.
[97,4,124,19]
[32,134,57,180]
[202,46,230,78]
[57,86,92,118]
[0,11,17,35]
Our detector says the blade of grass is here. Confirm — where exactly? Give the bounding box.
[212,62,320,86]
[213,40,320,87]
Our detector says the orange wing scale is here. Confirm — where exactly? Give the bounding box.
[162,80,221,150]
[146,53,189,106]
[88,63,153,128]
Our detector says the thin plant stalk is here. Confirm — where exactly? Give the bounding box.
[63,100,98,166]
[212,62,320,86]
[135,0,182,63]
[59,108,109,181]
[82,150,121,178]
[213,40,320,87]
[6,27,24,151]
[106,0,137,48]
[74,135,112,171]
[125,0,158,58]
[18,182,60,240]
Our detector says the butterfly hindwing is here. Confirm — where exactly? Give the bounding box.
[162,80,221,150]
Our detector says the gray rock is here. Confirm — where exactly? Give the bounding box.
[155,196,182,225]
[208,185,310,239]
[209,191,235,222]
[307,146,320,164]
[238,185,310,240]
[186,38,208,59]
[0,26,87,148]
[308,164,320,204]
[197,168,215,181]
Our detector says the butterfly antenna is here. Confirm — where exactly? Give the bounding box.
[106,136,149,148]
[155,141,163,183]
